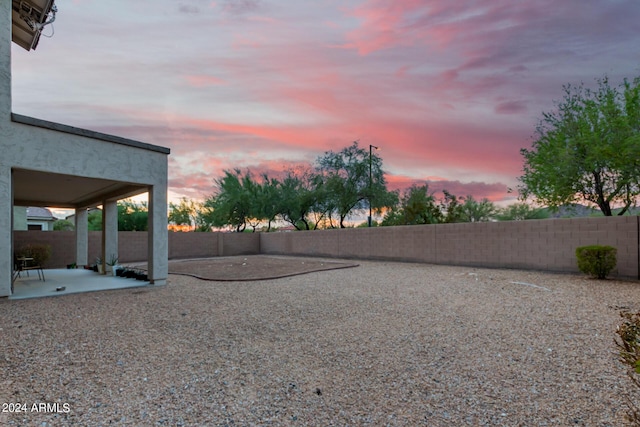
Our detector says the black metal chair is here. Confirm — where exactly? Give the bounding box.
[13,254,45,282]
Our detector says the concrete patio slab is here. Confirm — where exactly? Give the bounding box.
[10,268,149,300]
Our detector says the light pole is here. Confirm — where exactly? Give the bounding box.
[368,144,378,227]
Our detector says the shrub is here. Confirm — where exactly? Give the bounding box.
[16,243,52,267]
[575,245,617,279]
[616,311,640,425]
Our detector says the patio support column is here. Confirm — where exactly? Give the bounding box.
[0,2,11,295]
[148,185,168,285]
[0,0,11,122]
[104,201,118,268]
[0,168,12,296]
[75,208,88,267]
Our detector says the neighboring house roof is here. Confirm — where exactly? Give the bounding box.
[26,206,55,221]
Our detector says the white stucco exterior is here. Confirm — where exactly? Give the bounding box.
[0,2,170,296]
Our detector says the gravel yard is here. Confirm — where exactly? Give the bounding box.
[1,257,638,426]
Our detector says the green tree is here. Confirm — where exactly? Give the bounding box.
[519,75,640,216]
[195,202,215,232]
[460,196,497,222]
[53,219,74,231]
[495,203,549,221]
[382,184,440,226]
[276,169,320,230]
[169,197,205,231]
[439,190,465,223]
[255,174,281,232]
[209,171,288,232]
[88,209,102,231]
[204,169,251,232]
[317,141,396,228]
[118,200,148,231]
[240,173,259,232]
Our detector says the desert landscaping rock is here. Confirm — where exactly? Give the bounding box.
[0,257,637,425]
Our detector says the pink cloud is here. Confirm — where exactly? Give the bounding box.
[80,83,526,196]
[341,0,428,55]
[494,100,528,115]
[19,0,636,211]
[386,174,509,202]
[184,75,226,87]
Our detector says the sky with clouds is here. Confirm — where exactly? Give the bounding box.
[10,0,640,206]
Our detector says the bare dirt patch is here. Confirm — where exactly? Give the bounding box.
[135,255,358,281]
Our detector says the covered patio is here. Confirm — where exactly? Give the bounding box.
[10,267,149,300]
[1,1,170,297]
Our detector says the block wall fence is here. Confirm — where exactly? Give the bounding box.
[13,216,640,279]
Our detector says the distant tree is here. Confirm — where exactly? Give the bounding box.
[356,220,377,228]
[255,174,281,232]
[460,196,497,222]
[439,190,465,223]
[276,168,321,230]
[169,197,203,231]
[382,184,440,226]
[195,202,215,232]
[496,203,549,221]
[519,75,640,216]
[240,173,264,232]
[85,202,148,231]
[205,169,252,232]
[118,200,148,231]
[306,173,335,229]
[88,209,102,231]
[53,219,74,231]
[317,141,396,228]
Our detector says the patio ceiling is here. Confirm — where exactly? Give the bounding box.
[9,115,169,210]
[13,168,148,209]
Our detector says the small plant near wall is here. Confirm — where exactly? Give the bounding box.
[106,254,119,274]
[107,254,119,266]
[615,311,640,425]
[575,245,617,279]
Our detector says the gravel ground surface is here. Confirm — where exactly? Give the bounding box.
[1,257,639,426]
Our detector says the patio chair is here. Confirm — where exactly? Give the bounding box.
[13,254,45,282]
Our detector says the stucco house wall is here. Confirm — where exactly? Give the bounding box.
[0,2,170,296]
[12,206,26,230]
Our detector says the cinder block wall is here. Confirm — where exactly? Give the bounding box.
[14,230,260,267]
[13,216,640,278]
[13,230,76,268]
[260,216,640,278]
[88,231,101,264]
[117,231,148,262]
[218,232,261,256]
[430,217,638,276]
[168,232,219,259]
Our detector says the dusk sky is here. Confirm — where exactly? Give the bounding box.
[11,0,640,208]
